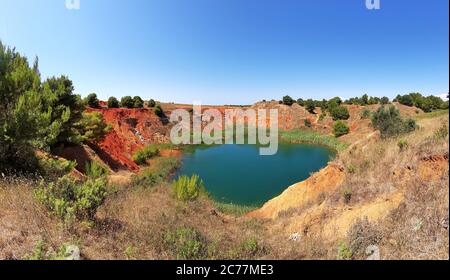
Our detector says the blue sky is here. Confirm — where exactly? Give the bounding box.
[0,0,448,104]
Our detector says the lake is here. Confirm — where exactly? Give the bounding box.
[176,144,335,206]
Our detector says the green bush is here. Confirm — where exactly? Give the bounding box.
[172,174,205,201]
[24,241,69,260]
[85,93,100,108]
[330,106,350,121]
[132,145,160,165]
[148,99,156,108]
[39,157,77,180]
[107,97,119,108]
[297,98,305,106]
[282,95,295,106]
[305,99,316,114]
[85,160,109,179]
[133,96,144,108]
[35,175,108,221]
[361,109,371,119]
[155,104,165,117]
[74,112,112,143]
[120,96,134,108]
[337,241,353,260]
[397,139,408,151]
[333,121,350,137]
[163,227,205,259]
[304,119,312,128]
[371,105,417,138]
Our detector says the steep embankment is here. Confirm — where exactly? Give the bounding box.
[81,107,171,172]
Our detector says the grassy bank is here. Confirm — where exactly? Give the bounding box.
[280,129,348,152]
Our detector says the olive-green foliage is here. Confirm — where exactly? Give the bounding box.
[74,112,112,143]
[85,93,100,108]
[132,156,180,188]
[330,106,350,121]
[107,96,120,108]
[163,226,206,260]
[333,121,350,137]
[133,96,144,108]
[280,130,348,152]
[395,92,448,112]
[39,157,77,180]
[297,98,305,106]
[305,99,316,113]
[371,105,417,138]
[120,96,134,108]
[24,240,69,260]
[337,241,353,260]
[147,99,156,108]
[214,202,257,217]
[35,175,108,221]
[282,95,295,106]
[361,109,371,119]
[85,160,109,180]
[397,139,408,151]
[155,104,165,117]
[0,41,84,172]
[132,145,160,165]
[172,174,205,201]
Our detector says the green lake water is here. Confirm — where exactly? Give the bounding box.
[176,144,335,206]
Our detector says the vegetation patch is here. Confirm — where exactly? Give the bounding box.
[280,130,348,152]
[172,174,205,201]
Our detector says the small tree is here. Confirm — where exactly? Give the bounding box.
[107,97,119,108]
[85,93,100,108]
[282,95,295,106]
[75,112,112,143]
[380,96,390,105]
[371,105,417,138]
[330,106,350,120]
[120,96,134,108]
[133,96,144,108]
[305,99,316,114]
[333,121,350,137]
[155,104,165,117]
[297,98,305,107]
[148,99,156,108]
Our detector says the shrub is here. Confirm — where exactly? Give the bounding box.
[148,99,156,108]
[337,241,353,260]
[318,113,326,121]
[35,175,108,221]
[172,174,204,201]
[333,121,350,137]
[85,93,100,108]
[347,164,356,174]
[120,96,134,108]
[342,188,352,204]
[132,156,180,188]
[39,157,77,180]
[24,241,69,260]
[74,112,112,143]
[434,124,449,140]
[380,96,390,105]
[85,160,109,179]
[282,95,295,106]
[361,109,371,119]
[107,97,119,108]
[163,227,205,259]
[132,145,160,165]
[240,237,261,256]
[304,119,312,128]
[133,96,144,108]
[330,106,350,121]
[371,105,417,138]
[305,99,316,113]
[297,98,305,106]
[347,218,383,258]
[397,139,408,151]
[155,104,165,117]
